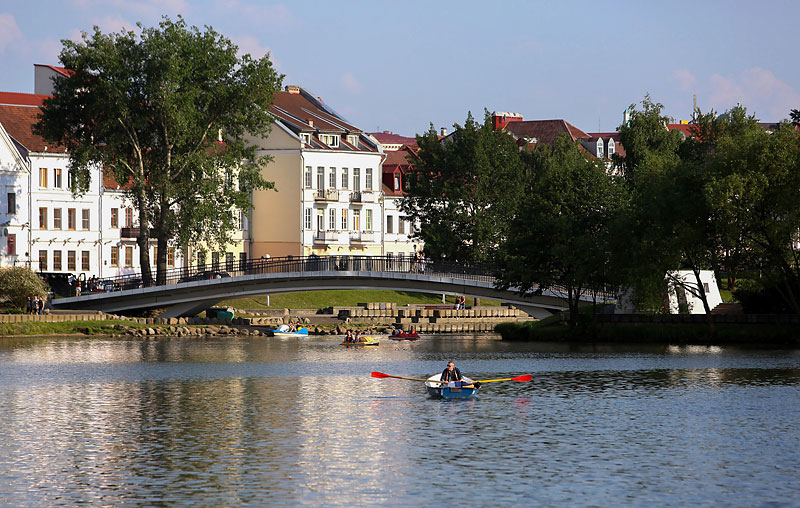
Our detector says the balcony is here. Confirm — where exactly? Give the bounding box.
[349,231,377,243]
[350,190,377,204]
[120,227,156,239]
[314,230,341,243]
[314,189,340,202]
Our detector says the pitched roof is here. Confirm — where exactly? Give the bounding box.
[504,119,590,145]
[0,102,64,153]
[369,131,417,146]
[269,86,379,153]
[0,91,49,107]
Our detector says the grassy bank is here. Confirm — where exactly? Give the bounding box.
[0,319,146,337]
[495,319,800,345]
[219,290,500,310]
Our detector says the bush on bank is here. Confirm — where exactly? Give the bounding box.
[0,267,50,310]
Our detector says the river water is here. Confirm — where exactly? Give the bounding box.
[0,335,798,507]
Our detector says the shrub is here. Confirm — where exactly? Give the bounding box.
[732,278,792,314]
[0,267,51,310]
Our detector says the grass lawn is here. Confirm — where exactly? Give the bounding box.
[0,319,144,336]
[218,290,501,310]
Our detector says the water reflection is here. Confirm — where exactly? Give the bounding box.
[0,336,798,507]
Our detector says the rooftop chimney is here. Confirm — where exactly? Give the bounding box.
[285,85,301,94]
[308,119,314,127]
[491,111,523,131]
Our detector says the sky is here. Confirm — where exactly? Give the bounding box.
[1,0,798,137]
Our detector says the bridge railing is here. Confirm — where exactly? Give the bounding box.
[105,254,498,290]
[101,254,615,302]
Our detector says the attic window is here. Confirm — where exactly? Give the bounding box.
[300,133,311,144]
[347,134,359,147]
[608,138,615,157]
[320,134,339,148]
[596,139,604,158]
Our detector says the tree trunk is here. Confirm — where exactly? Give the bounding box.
[136,188,153,287]
[155,200,170,286]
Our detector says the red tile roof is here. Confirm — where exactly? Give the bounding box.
[0,91,49,107]
[369,131,417,146]
[0,102,64,153]
[504,119,590,145]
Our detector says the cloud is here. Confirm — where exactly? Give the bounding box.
[706,67,800,120]
[89,14,138,33]
[71,0,188,17]
[342,73,361,93]
[671,69,696,92]
[0,13,23,53]
[211,1,298,32]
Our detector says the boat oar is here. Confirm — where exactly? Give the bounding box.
[474,374,533,384]
[370,371,448,384]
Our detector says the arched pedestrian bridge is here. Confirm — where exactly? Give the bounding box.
[51,255,614,319]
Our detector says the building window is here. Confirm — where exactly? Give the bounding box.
[152,246,157,264]
[82,209,90,230]
[82,251,90,271]
[347,134,358,147]
[387,215,393,234]
[317,167,324,190]
[111,208,119,228]
[226,252,234,271]
[110,247,119,267]
[67,250,76,271]
[329,167,336,189]
[7,234,15,256]
[329,208,336,230]
[341,209,348,230]
[365,168,373,190]
[320,133,339,147]
[304,208,312,230]
[608,138,615,158]
[353,209,360,230]
[39,167,47,188]
[125,246,133,267]
[353,168,361,192]
[300,133,311,144]
[399,217,406,235]
[394,174,401,191]
[67,208,76,230]
[197,250,206,268]
[39,250,47,271]
[125,208,133,228]
[212,252,220,271]
[239,252,247,271]
[239,211,248,231]
[53,168,63,188]
[304,166,312,188]
[53,208,62,230]
[341,168,348,189]
[596,139,604,158]
[7,192,15,214]
[39,207,47,230]
[53,250,62,271]
[366,209,373,231]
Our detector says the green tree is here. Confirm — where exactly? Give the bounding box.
[35,16,282,286]
[497,134,626,327]
[402,111,526,263]
[0,267,50,309]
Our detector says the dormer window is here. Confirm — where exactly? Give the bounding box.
[320,134,339,148]
[596,138,604,158]
[300,133,311,144]
[347,134,359,147]
[608,138,615,158]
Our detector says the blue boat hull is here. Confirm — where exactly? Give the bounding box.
[425,375,478,399]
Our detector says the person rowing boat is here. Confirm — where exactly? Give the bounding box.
[440,361,475,388]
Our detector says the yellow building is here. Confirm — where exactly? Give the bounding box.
[249,86,387,258]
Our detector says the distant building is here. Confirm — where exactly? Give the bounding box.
[381,145,418,258]
[368,131,417,152]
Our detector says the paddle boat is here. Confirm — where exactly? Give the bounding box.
[341,335,380,346]
[389,330,420,340]
[271,324,310,338]
[425,374,479,399]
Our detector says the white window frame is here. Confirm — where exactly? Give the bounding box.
[387,215,393,234]
[608,138,615,157]
[341,209,348,230]
[365,168,373,191]
[596,139,604,158]
[300,133,311,144]
[304,166,312,188]
[329,167,337,189]
[320,133,339,147]
[328,208,336,231]
[304,208,312,230]
[365,209,373,231]
[341,168,348,189]
[347,134,358,146]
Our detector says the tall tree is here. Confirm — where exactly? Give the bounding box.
[35,16,282,285]
[497,134,626,327]
[402,111,526,263]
